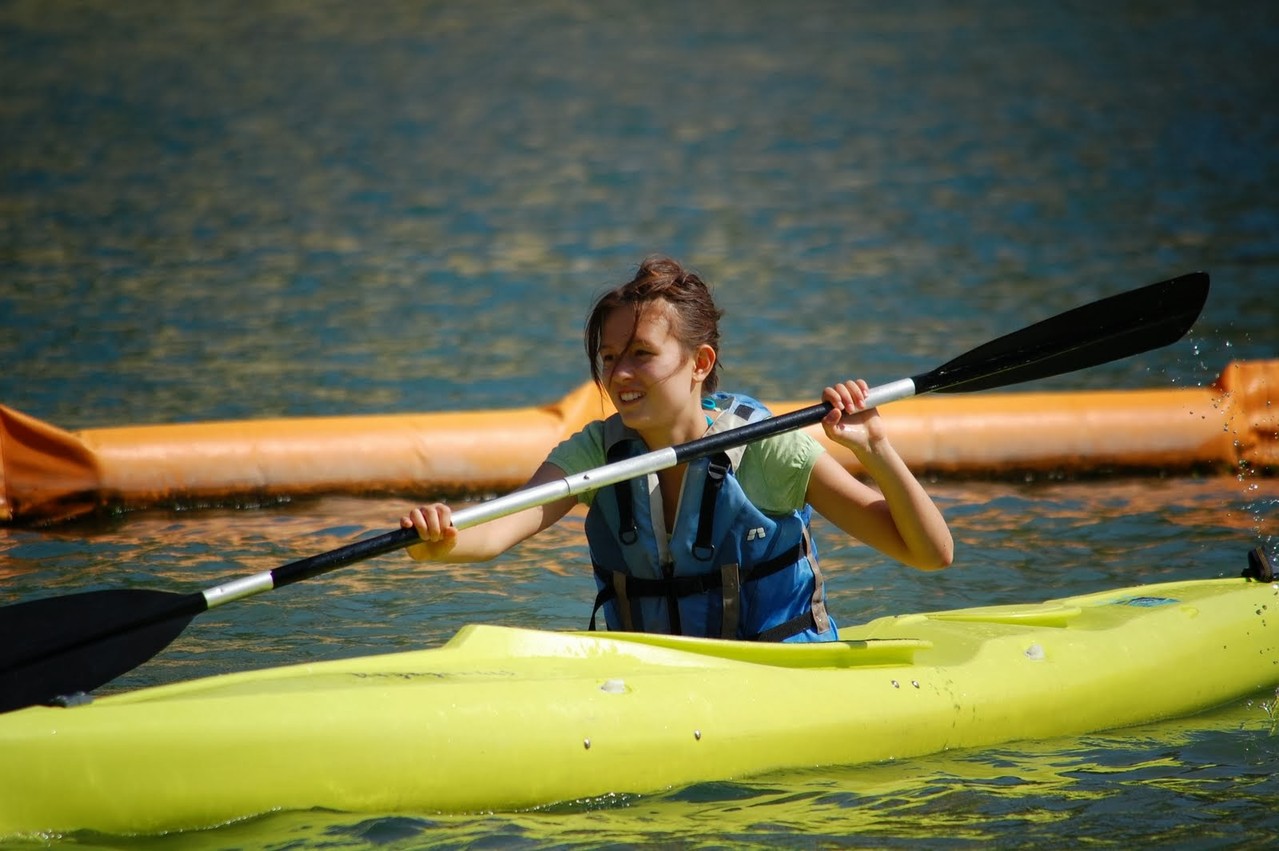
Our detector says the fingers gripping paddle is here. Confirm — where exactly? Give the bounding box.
[0,272,1210,713]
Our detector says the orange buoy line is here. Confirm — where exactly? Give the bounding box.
[1,360,1275,525]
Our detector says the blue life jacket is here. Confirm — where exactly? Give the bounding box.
[586,393,837,643]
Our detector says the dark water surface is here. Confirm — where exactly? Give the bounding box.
[2,1,1278,847]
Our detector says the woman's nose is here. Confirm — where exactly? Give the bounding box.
[610,355,635,379]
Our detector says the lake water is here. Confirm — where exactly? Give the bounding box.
[2,1,1278,847]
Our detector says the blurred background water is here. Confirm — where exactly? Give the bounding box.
[1,1,1277,847]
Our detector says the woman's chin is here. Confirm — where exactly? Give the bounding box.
[616,410,644,428]
[614,406,655,433]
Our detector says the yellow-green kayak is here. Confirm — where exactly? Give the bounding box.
[1,576,1276,838]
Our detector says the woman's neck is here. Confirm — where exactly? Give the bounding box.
[637,405,711,450]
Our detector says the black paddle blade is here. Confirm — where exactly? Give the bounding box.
[920,272,1210,394]
[0,589,204,713]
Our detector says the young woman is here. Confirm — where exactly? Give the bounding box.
[402,257,953,642]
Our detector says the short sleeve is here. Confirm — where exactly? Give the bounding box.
[544,420,608,505]
[734,428,825,514]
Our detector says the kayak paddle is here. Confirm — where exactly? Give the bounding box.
[0,271,1209,713]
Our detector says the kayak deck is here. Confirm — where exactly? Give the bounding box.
[1,576,1276,837]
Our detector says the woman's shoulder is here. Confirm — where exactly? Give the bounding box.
[751,425,824,467]
[710,391,823,513]
[736,427,824,514]
[546,418,607,474]
[712,391,822,458]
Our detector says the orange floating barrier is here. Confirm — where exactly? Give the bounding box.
[793,359,1277,478]
[1,361,1275,525]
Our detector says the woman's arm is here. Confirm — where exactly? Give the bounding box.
[805,380,953,571]
[399,461,578,563]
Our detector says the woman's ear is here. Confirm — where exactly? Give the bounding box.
[692,344,716,380]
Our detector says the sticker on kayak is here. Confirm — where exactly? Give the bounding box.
[1110,595,1180,608]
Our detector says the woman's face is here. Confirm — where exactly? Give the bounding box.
[597,300,711,442]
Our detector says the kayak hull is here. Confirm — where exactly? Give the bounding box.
[1,576,1277,837]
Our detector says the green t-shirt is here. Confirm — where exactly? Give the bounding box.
[545,418,824,515]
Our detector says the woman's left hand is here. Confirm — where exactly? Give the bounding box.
[820,379,886,452]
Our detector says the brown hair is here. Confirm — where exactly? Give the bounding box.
[585,256,724,393]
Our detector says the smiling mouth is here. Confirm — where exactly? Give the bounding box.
[618,391,644,403]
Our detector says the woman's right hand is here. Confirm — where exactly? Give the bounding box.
[400,503,459,560]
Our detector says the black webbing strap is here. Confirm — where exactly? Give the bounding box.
[754,610,817,642]
[606,442,640,546]
[691,453,730,561]
[662,560,682,634]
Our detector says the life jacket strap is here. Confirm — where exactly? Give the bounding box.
[691,453,730,561]
[606,441,640,545]
[613,571,636,631]
[662,560,683,634]
[745,532,828,640]
[802,526,832,634]
[754,610,817,642]
[720,564,741,640]
[748,531,828,641]
[588,542,805,636]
